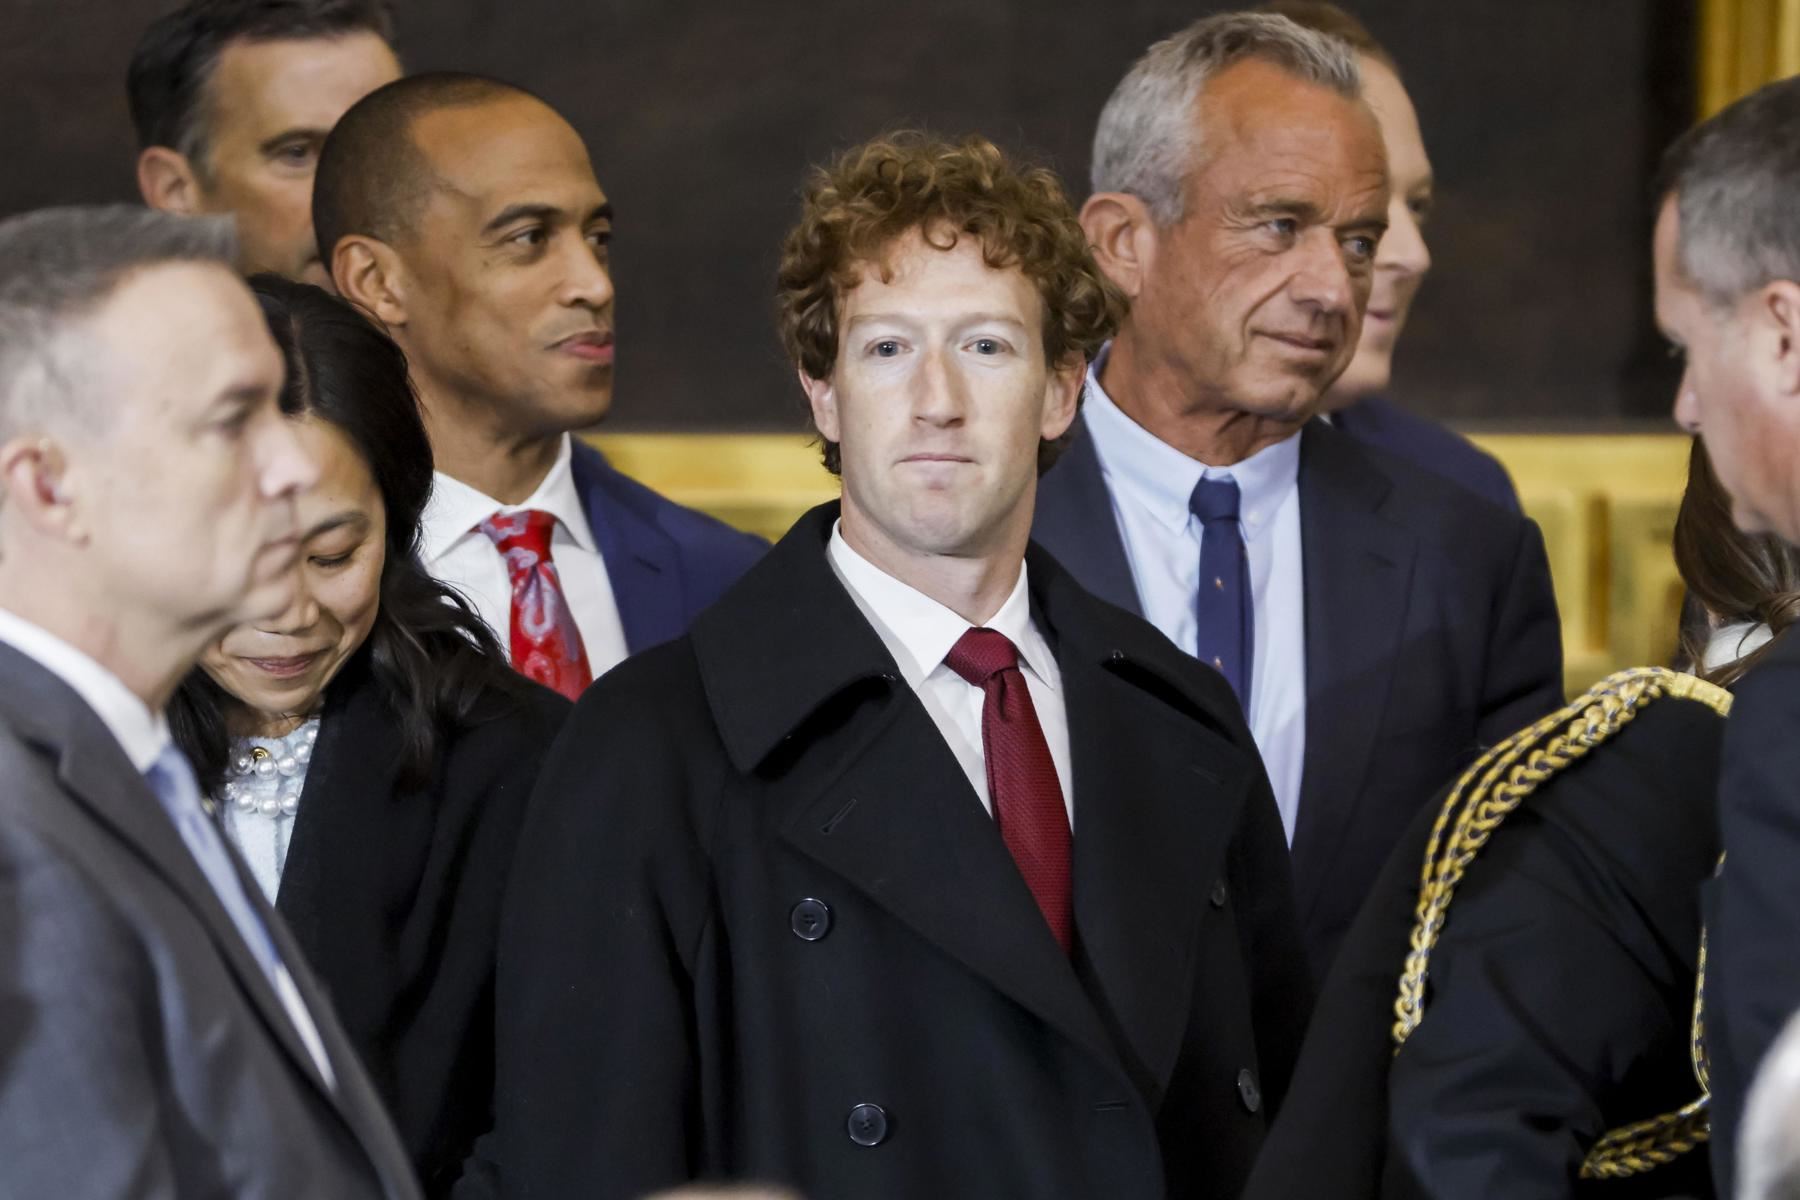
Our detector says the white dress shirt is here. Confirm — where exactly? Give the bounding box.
[827,524,1074,826]
[1082,349,1309,843]
[419,433,631,677]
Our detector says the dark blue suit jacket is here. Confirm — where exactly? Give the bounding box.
[1032,415,1565,978]
[1332,396,1521,514]
[569,438,768,656]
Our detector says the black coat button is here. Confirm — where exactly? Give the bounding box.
[1237,1068,1261,1114]
[1210,879,1228,908]
[847,1102,889,1146]
[790,898,831,942]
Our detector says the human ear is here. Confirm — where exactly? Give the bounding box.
[136,146,206,214]
[1041,352,1084,442]
[1080,192,1159,300]
[799,367,840,444]
[1762,280,1800,396]
[332,237,410,329]
[0,436,84,543]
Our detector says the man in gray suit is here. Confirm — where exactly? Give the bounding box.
[0,206,420,1198]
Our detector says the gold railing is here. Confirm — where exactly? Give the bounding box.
[589,431,1691,695]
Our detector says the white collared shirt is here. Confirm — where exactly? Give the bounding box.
[1082,348,1309,843]
[0,606,167,771]
[418,433,630,677]
[827,524,1074,825]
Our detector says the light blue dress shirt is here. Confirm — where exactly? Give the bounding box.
[1081,350,1309,843]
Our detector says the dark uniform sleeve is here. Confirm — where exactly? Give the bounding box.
[1474,516,1565,747]
[1385,814,1693,1199]
[1707,644,1800,1198]
[478,666,714,1200]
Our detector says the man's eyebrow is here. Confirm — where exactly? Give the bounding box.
[256,127,327,154]
[481,200,615,238]
[1247,198,1323,222]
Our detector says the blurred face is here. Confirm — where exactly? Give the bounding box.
[1324,56,1433,408]
[72,263,316,636]
[1656,196,1800,542]
[200,416,384,727]
[1127,59,1388,422]
[194,33,399,287]
[394,96,616,438]
[803,228,1081,574]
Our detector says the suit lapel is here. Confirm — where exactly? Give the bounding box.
[570,439,686,653]
[0,648,345,1103]
[1061,649,1250,1100]
[1289,422,1416,923]
[778,688,1126,1079]
[1031,414,1144,616]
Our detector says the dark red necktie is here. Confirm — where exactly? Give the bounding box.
[477,509,592,701]
[945,627,1073,953]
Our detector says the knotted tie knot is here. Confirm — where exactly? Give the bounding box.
[944,626,1020,688]
[1189,475,1241,525]
[479,508,558,570]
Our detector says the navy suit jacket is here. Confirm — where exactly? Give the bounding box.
[1033,415,1565,977]
[568,438,769,655]
[1332,396,1521,514]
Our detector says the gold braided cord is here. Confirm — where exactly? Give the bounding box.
[1390,667,1733,1180]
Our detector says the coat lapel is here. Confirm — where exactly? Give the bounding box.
[1059,643,1251,1100]
[570,439,686,653]
[1031,414,1144,617]
[0,647,343,1102]
[1289,422,1416,924]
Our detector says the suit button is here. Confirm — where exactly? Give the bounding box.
[790,898,832,942]
[847,1102,889,1146]
[1210,879,1228,908]
[1237,1068,1261,1114]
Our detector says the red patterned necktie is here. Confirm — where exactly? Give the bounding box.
[477,509,592,701]
[945,627,1073,953]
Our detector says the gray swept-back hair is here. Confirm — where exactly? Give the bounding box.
[1657,74,1800,309]
[1091,11,1361,225]
[0,205,237,440]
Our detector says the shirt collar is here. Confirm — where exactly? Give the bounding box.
[1083,343,1302,538]
[0,607,170,772]
[418,433,594,563]
[826,523,1057,692]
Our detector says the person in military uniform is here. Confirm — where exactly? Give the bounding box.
[1242,666,1729,1200]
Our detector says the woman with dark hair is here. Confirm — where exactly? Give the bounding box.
[171,275,568,1196]
[1674,436,1800,685]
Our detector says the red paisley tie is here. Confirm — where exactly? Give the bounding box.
[945,627,1073,953]
[478,509,593,701]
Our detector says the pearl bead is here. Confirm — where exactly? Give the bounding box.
[279,794,299,815]
[235,791,255,812]
[303,724,318,744]
[258,796,280,816]
[294,742,313,765]
[254,758,276,778]
[276,755,298,777]
[234,754,253,775]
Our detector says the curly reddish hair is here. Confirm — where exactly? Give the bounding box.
[776,131,1126,474]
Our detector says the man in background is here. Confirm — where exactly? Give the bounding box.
[1653,74,1800,1197]
[130,0,400,287]
[0,205,416,1197]
[1034,10,1564,978]
[315,74,765,696]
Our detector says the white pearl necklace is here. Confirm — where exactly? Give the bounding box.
[220,718,320,819]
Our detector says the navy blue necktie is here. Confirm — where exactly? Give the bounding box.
[1190,476,1253,707]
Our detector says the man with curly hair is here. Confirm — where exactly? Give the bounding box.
[482,131,1310,1200]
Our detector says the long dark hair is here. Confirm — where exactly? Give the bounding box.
[1674,436,1800,686]
[170,274,517,791]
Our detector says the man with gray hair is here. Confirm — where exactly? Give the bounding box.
[0,206,418,1197]
[1033,10,1564,978]
[1654,74,1800,1199]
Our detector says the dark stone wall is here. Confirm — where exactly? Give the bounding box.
[1,0,1694,431]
